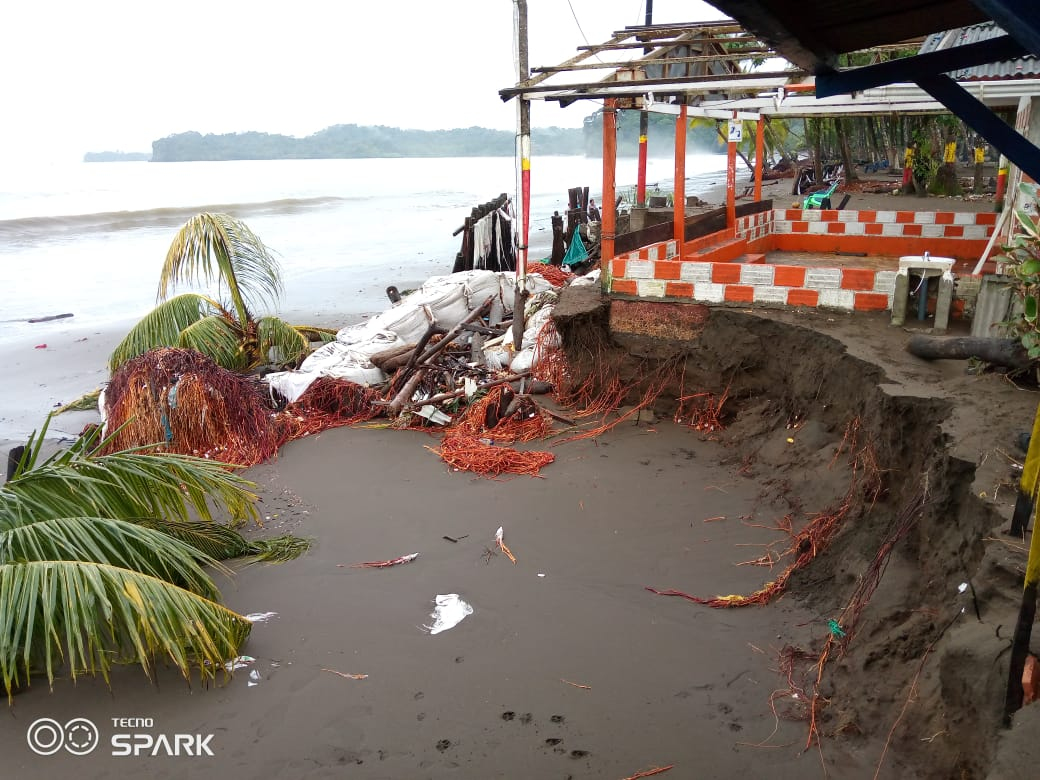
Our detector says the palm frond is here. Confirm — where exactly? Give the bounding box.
[1,449,259,530]
[54,390,102,415]
[0,516,223,599]
[109,293,222,372]
[257,316,309,368]
[243,534,313,563]
[177,315,247,371]
[0,561,251,699]
[159,213,283,324]
[136,519,312,563]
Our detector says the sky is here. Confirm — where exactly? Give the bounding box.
[0,0,728,162]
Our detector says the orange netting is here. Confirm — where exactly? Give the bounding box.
[102,348,280,466]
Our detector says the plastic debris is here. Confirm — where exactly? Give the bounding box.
[827,619,847,638]
[352,552,420,569]
[495,526,517,564]
[322,668,369,680]
[423,594,473,635]
[224,655,256,671]
[248,669,261,687]
[245,612,278,623]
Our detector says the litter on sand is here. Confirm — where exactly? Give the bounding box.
[224,655,256,671]
[422,594,473,635]
[495,526,517,564]
[245,612,279,623]
[322,669,369,680]
[351,552,421,568]
[247,670,262,687]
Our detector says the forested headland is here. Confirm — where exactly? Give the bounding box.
[85,112,725,162]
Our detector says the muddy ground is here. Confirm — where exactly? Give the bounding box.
[554,283,1040,779]
[2,282,1039,779]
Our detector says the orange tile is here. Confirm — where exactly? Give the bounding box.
[934,212,955,225]
[665,281,694,298]
[792,221,809,233]
[854,292,889,311]
[827,222,846,234]
[820,210,839,222]
[654,261,682,280]
[841,268,876,290]
[865,223,884,235]
[612,259,627,278]
[724,285,754,302]
[712,263,742,284]
[774,266,807,287]
[638,247,650,259]
[787,289,819,307]
[612,279,638,295]
[785,209,802,221]
[903,224,923,237]
[858,210,877,222]
[896,211,915,224]
[944,225,964,238]
[977,212,997,226]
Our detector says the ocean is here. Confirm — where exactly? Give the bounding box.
[0,154,729,344]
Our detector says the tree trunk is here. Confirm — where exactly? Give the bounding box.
[906,335,1031,371]
[836,118,858,181]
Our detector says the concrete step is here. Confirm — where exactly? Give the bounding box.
[691,237,748,264]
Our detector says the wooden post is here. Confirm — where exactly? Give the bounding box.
[636,0,652,208]
[726,111,737,232]
[512,0,531,351]
[673,104,687,254]
[601,98,618,279]
[754,114,765,202]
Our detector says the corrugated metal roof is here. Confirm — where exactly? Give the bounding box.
[919,22,1040,80]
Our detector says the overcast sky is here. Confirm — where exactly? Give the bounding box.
[1,0,727,162]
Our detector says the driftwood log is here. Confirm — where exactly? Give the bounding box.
[369,342,418,371]
[906,335,1032,371]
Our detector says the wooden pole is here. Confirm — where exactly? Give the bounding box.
[673,104,687,255]
[512,0,531,351]
[726,111,737,232]
[754,114,765,202]
[601,98,618,280]
[636,0,653,208]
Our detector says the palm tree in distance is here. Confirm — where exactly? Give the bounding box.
[109,213,334,372]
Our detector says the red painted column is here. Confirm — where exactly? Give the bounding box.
[602,99,617,271]
[636,131,648,208]
[674,104,687,256]
[754,115,764,202]
[726,111,737,232]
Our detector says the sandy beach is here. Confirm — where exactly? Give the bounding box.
[3,176,1038,779]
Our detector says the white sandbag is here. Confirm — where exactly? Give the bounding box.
[269,341,387,402]
[571,269,600,287]
[402,281,469,326]
[521,305,558,350]
[509,347,536,374]
[337,302,432,345]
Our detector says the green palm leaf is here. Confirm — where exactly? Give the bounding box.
[109,293,224,371]
[136,519,312,563]
[1,448,259,530]
[257,315,310,367]
[0,561,251,699]
[0,516,223,600]
[178,314,247,370]
[159,213,284,325]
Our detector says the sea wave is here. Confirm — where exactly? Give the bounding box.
[0,196,350,243]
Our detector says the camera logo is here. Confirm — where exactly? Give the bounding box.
[26,717,100,756]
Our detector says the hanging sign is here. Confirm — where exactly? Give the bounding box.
[727,120,743,143]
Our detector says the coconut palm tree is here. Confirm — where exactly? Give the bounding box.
[0,417,308,700]
[109,213,335,373]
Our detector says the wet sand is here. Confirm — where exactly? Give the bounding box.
[0,419,888,778]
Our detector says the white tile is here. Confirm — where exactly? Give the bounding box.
[740,265,775,285]
[805,268,842,289]
[754,286,787,303]
[680,262,712,283]
[627,260,654,279]
[692,282,726,303]
[818,289,856,310]
[637,279,667,298]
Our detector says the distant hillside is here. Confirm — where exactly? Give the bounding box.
[150,125,586,162]
[83,151,151,162]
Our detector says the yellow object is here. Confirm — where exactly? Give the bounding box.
[944,141,957,164]
[974,147,985,164]
[904,147,914,167]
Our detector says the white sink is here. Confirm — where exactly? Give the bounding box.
[899,255,954,276]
